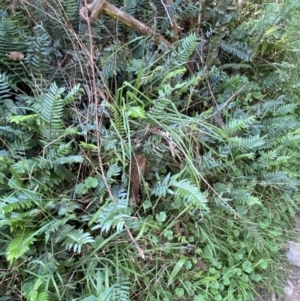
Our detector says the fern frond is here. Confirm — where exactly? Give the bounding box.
[113,280,130,301]
[41,82,65,125]
[228,135,265,152]
[105,101,125,136]
[63,229,95,254]
[262,72,279,90]
[231,190,261,206]
[6,229,37,264]
[62,83,83,105]
[0,13,27,80]
[219,63,252,71]
[174,71,203,95]
[0,192,39,213]
[54,155,84,165]
[224,116,256,135]
[0,72,15,101]
[106,163,122,184]
[46,222,75,244]
[261,171,298,191]
[60,0,79,24]
[221,42,254,61]
[174,33,200,65]
[23,278,48,301]
[171,178,208,210]
[0,210,37,230]
[151,173,172,197]
[125,106,146,119]
[91,197,132,234]
[198,151,226,174]
[24,25,53,77]
[94,175,106,197]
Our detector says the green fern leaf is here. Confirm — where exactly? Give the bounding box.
[24,25,53,76]
[41,83,65,125]
[106,163,122,183]
[36,290,48,301]
[228,135,266,152]
[221,42,254,61]
[23,278,48,301]
[91,197,132,233]
[114,281,130,301]
[171,178,208,211]
[151,173,173,197]
[62,83,83,105]
[7,229,37,264]
[176,33,199,65]
[63,229,95,253]
[0,192,37,213]
[125,106,146,119]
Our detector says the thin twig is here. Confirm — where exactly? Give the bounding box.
[160,0,173,27]
[124,223,145,259]
[84,0,112,200]
[197,0,202,26]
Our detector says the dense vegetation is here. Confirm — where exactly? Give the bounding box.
[0,0,300,300]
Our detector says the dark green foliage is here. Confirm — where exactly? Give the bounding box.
[0,0,299,300]
[24,26,54,77]
[0,12,27,81]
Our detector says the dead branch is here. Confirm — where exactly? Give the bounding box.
[80,0,170,45]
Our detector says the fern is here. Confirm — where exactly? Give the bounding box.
[0,72,15,102]
[125,105,146,119]
[228,135,266,153]
[62,229,95,254]
[106,164,122,184]
[24,25,53,77]
[221,41,254,61]
[105,101,125,137]
[0,191,40,213]
[261,171,298,191]
[60,0,79,24]
[0,12,27,80]
[63,83,83,105]
[6,228,37,264]
[0,0,299,300]
[41,83,65,125]
[23,278,48,301]
[171,178,208,211]
[91,196,133,234]
[262,72,280,90]
[224,116,256,135]
[113,280,130,301]
[173,33,200,65]
[197,151,226,175]
[151,173,172,197]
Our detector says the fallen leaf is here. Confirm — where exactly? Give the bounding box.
[6,51,24,61]
[196,259,207,271]
[130,154,146,203]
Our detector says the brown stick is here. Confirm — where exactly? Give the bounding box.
[90,0,107,24]
[80,0,170,45]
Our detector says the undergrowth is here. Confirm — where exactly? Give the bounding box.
[0,0,300,300]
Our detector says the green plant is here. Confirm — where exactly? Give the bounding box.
[0,0,299,300]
